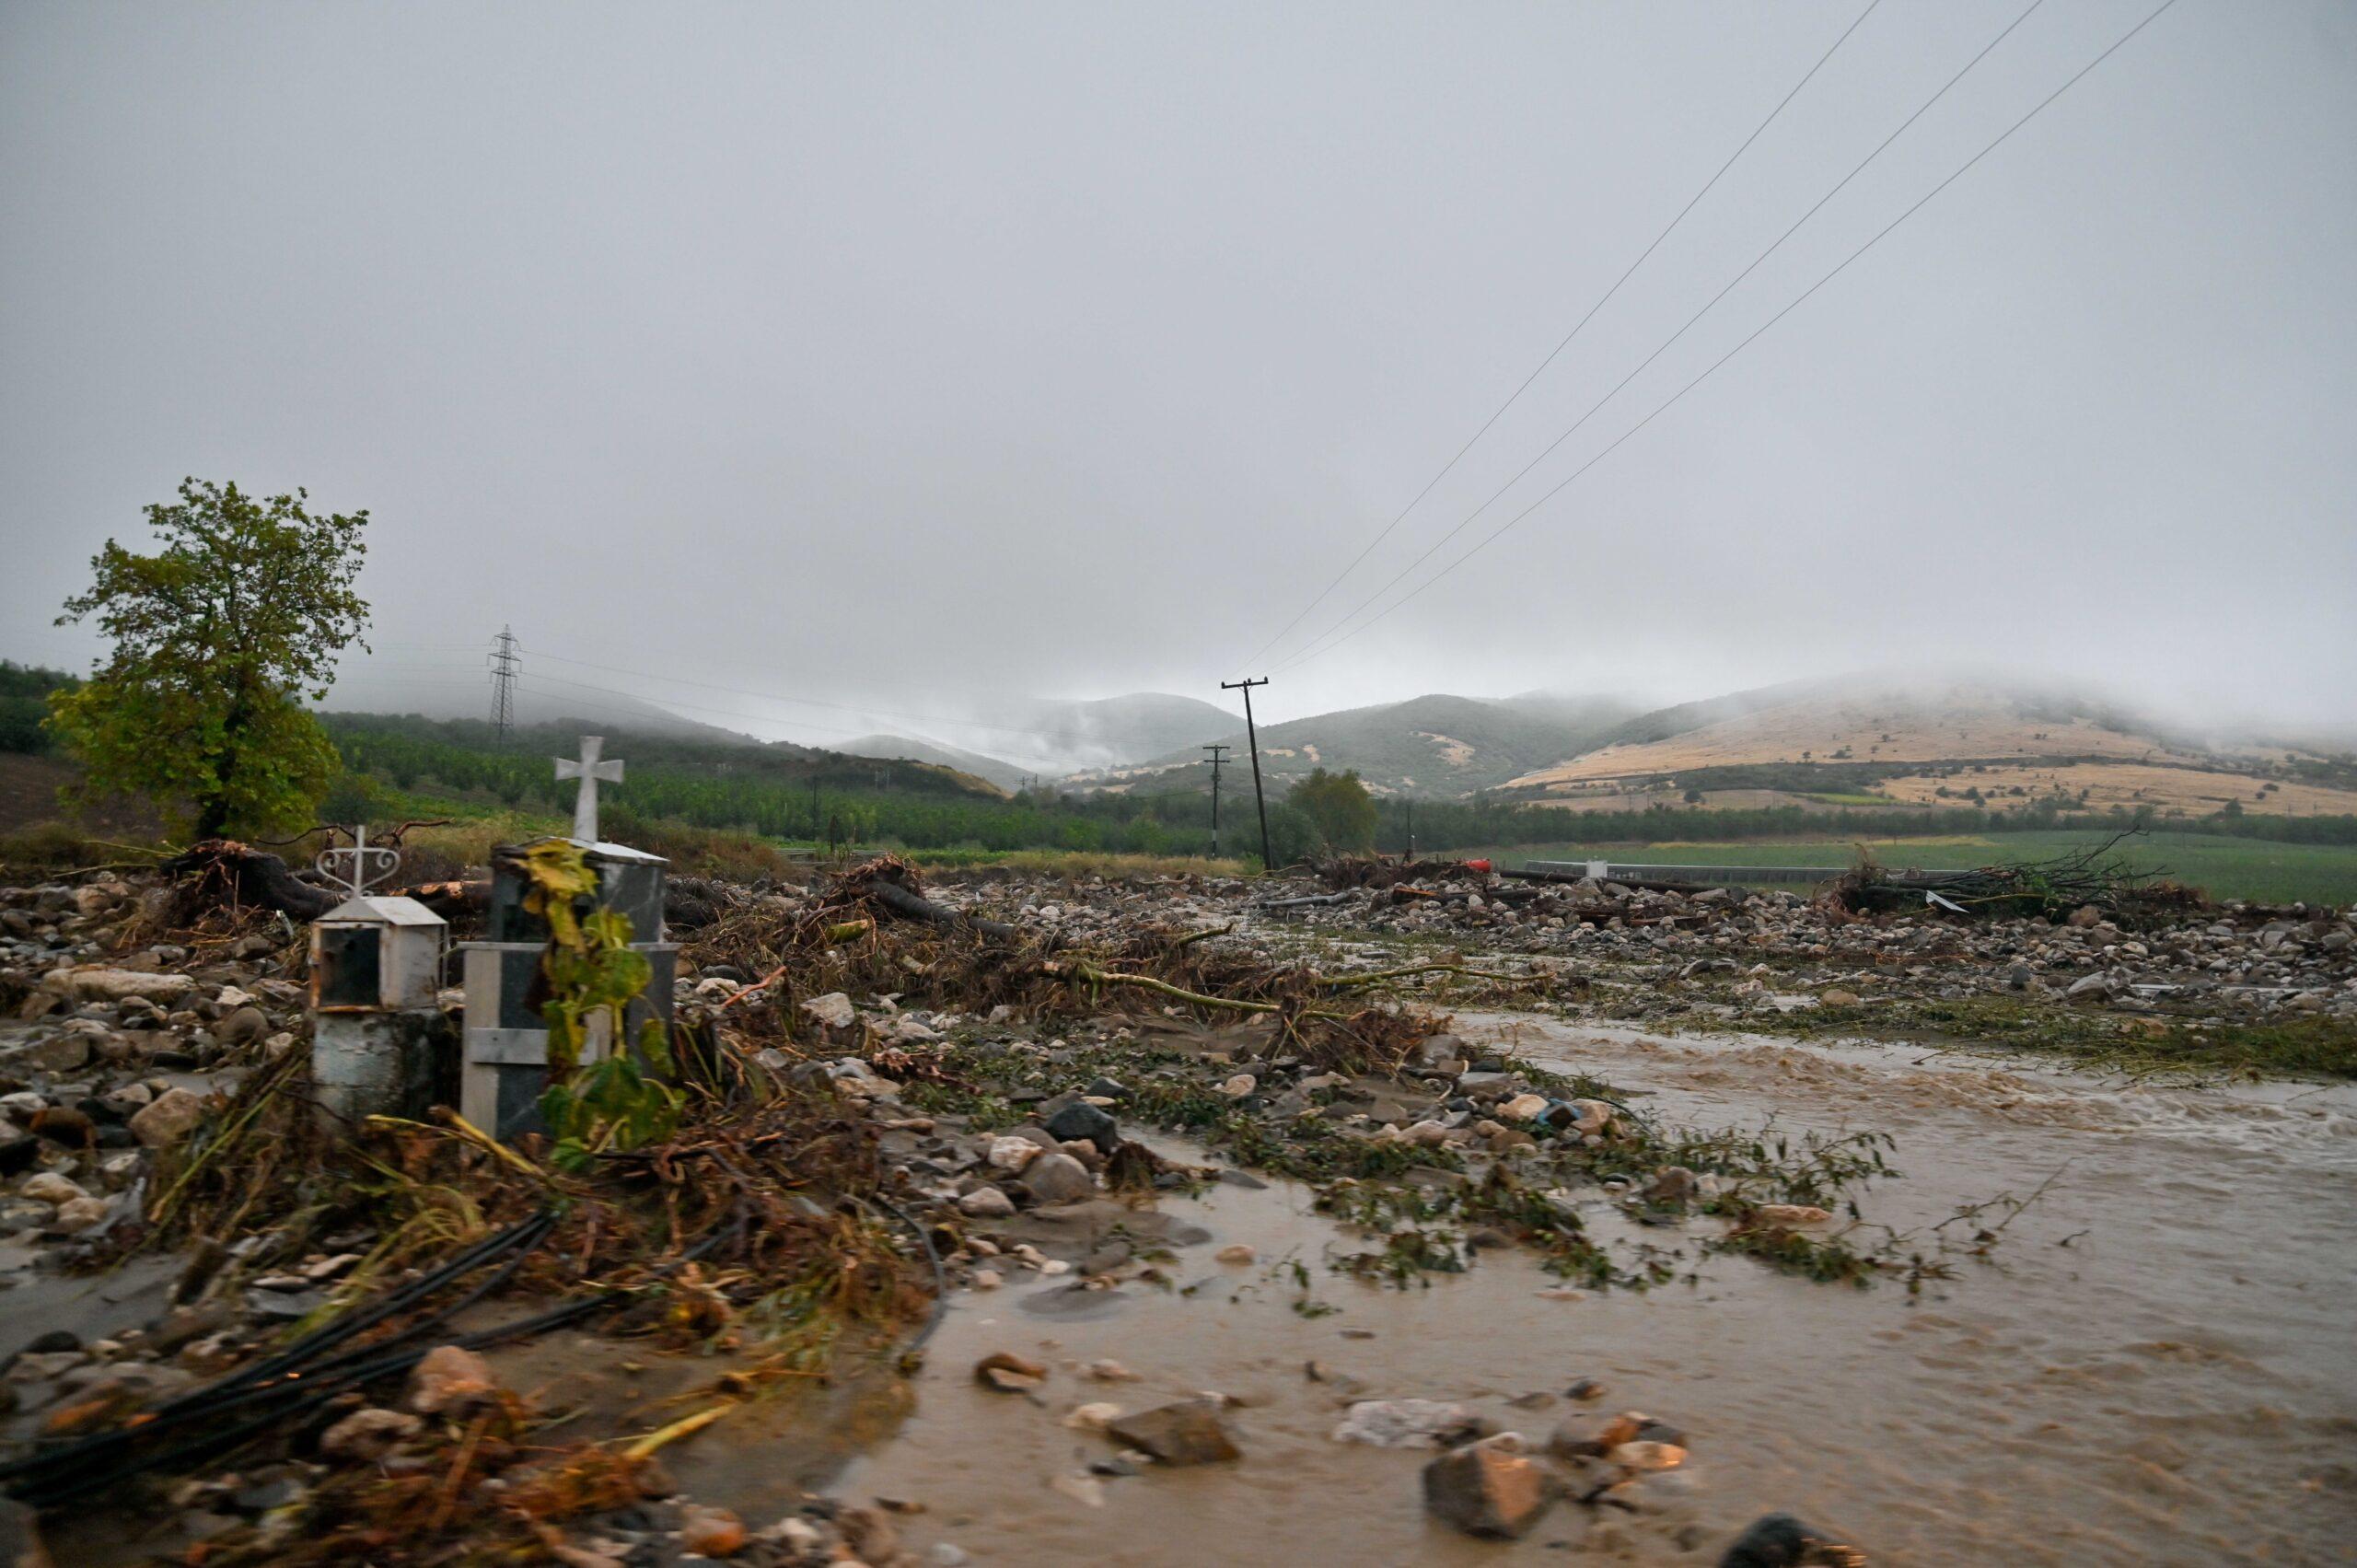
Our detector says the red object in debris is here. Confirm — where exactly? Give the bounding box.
[1462,859,1492,874]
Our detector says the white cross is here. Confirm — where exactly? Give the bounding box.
[554,736,625,843]
[315,823,400,896]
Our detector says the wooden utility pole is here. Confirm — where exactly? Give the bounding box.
[1219,679,1273,871]
[1202,743,1230,856]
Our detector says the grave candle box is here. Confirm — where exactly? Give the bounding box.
[309,893,448,1122]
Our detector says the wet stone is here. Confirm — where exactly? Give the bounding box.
[1718,1512,1867,1567]
[1043,1100,1120,1153]
[1104,1400,1240,1465]
[1021,1151,1095,1205]
[1422,1438,1559,1539]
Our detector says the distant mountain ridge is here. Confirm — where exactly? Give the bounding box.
[1494,676,2357,819]
[1066,691,1638,796]
[836,733,1028,794]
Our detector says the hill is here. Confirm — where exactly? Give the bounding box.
[836,733,1029,794]
[1498,677,2357,819]
[322,712,1010,806]
[322,675,758,745]
[1070,691,1637,796]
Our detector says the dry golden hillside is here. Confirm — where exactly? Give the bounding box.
[1500,681,2357,816]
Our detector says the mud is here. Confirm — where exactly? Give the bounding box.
[828,1016,2357,1565]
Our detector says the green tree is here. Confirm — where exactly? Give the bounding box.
[48,479,370,837]
[1286,767,1378,854]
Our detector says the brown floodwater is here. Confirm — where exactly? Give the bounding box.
[819,1016,2357,1565]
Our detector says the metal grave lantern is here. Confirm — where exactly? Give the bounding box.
[456,738,679,1141]
[309,826,448,1122]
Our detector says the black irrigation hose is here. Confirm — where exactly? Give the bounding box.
[859,1193,950,1351]
[0,1211,556,1502]
[8,1213,748,1508]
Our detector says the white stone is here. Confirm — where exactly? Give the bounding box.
[800,992,857,1029]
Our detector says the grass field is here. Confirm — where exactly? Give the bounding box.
[1468,830,2357,907]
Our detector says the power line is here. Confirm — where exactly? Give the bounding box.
[1232,0,1883,676]
[1273,0,2183,675]
[1272,0,2049,674]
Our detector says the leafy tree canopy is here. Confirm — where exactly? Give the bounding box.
[48,479,370,837]
[1287,766,1378,854]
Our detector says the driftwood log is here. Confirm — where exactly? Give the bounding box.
[158,841,340,922]
[864,877,1020,943]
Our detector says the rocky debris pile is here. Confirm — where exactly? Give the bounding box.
[902,863,2357,1024]
[0,879,308,1277]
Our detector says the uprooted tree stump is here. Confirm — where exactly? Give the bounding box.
[159,840,341,922]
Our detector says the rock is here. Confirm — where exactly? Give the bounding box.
[800,992,856,1029]
[1020,1152,1095,1205]
[2065,973,2113,1001]
[1214,1243,1256,1265]
[984,1136,1041,1172]
[1422,1438,1559,1539]
[51,1196,109,1233]
[1645,1166,1697,1204]
[1215,1074,1257,1098]
[1330,1399,1484,1448]
[1719,1512,1866,1567]
[50,968,196,1005]
[1103,1400,1240,1465]
[212,1006,270,1046]
[29,1107,95,1147]
[973,1351,1047,1393]
[1566,1099,1614,1137]
[19,1173,87,1207]
[957,1185,1016,1218]
[679,1503,747,1558]
[1548,1411,1643,1459]
[1751,1204,1831,1226]
[0,1135,36,1178]
[319,1407,422,1461]
[129,1087,209,1147]
[1498,1093,1549,1121]
[406,1344,498,1415]
[836,1505,899,1564]
[10,1036,89,1074]
[1043,1100,1119,1153]
[1818,988,1860,1008]
[2068,904,2104,928]
[1609,1440,1688,1470]
[1062,1401,1121,1430]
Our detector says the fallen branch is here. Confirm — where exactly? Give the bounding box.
[1059,959,1280,1014]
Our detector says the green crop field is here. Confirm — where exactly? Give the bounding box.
[1468,830,2357,907]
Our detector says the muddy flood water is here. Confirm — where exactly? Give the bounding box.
[761,1016,2357,1566]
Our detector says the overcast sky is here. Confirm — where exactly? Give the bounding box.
[3,1,2351,757]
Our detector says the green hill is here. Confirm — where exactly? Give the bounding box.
[1075,691,1635,796]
